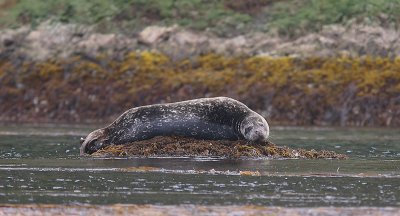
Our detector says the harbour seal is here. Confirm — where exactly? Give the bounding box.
[80,97,270,155]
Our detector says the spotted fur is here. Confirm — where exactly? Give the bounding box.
[80,97,269,155]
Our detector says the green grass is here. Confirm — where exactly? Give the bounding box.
[0,0,252,35]
[0,0,399,36]
[266,0,400,36]
[1,0,124,28]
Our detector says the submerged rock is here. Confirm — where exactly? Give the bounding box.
[91,136,348,159]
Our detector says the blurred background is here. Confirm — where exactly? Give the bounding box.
[0,0,399,126]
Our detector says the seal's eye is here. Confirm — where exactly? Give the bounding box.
[89,138,97,144]
[80,137,85,144]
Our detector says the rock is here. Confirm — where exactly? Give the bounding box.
[3,21,138,60]
[0,26,30,52]
[1,21,399,60]
[91,136,348,159]
[171,30,209,46]
[3,38,14,47]
[213,35,248,54]
[138,25,178,45]
[156,30,211,61]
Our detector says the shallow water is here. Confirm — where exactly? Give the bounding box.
[0,124,399,206]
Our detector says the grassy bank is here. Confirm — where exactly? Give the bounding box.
[1,52,399,126]
[1,0,399,37]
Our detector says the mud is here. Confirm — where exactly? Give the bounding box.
[91,136,347,159]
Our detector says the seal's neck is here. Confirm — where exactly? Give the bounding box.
[235,115,247,139]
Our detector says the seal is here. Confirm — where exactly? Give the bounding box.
[80,97,269,155]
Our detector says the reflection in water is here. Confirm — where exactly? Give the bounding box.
[0,124,399,206]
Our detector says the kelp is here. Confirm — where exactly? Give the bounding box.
[0,52,399,125]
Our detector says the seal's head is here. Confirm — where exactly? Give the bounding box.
[240,114,270,143]
[80,128,108,155]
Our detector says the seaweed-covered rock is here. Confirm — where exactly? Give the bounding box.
[1,51,399,126]
[91,136,348,159]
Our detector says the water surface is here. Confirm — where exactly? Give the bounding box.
[0,124,399,206]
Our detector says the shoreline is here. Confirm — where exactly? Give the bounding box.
[1,22,399,127]
[1,54,399,127]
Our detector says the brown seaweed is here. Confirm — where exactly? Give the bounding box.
[91,136,348,159]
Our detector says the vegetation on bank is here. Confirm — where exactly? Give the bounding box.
[1,0,399,36]
[1,52,399,126]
